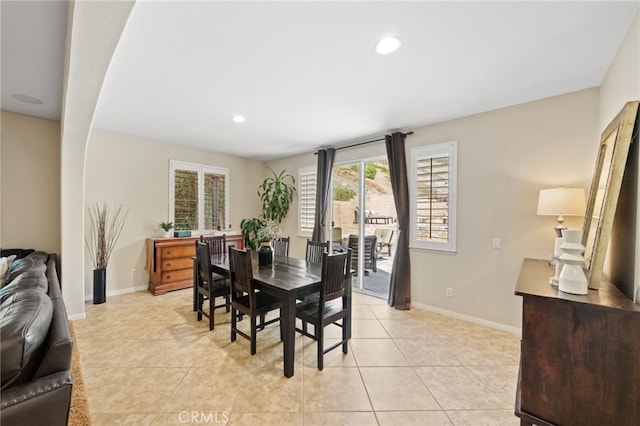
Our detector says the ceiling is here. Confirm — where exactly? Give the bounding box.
[2,1,638,161]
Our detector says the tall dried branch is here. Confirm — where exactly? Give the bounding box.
[85,203,128,270]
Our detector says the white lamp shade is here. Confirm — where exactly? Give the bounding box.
[537,188,586,216]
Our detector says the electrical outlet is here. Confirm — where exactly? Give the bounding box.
[446,287,453,297]
[492,238,502,249]
[130,269,136,277]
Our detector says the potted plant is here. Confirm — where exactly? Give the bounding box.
[256,221,278,266]
[241,168,296,251]
[258,168,297,223]
[85,203,128,304]
[159,221,174,238]
[240,217,266,251]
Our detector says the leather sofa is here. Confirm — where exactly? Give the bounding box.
[0,250,73,426]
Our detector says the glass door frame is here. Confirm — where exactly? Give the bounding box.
[329,155,387,295]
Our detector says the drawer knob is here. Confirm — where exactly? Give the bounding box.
[166,274,171,280]
[166,250,172,255]
[166,262,172,267]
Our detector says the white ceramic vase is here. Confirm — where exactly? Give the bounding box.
[558,229,588,295]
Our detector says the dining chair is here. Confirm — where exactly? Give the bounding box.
[229,247,282,355]
[195,241,231,330]
[272,236,290,257]
[305,239,330,264]
[295,249,352,370]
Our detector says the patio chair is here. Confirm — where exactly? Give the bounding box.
[374,228,394,256]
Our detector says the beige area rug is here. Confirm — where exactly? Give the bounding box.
[69,322,91,425]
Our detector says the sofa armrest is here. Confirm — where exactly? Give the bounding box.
[0,370,73,426]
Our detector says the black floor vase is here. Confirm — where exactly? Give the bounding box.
[93,269,106,304]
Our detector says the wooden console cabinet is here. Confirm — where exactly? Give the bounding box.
[146,234,243,295]
[514,258,640,425]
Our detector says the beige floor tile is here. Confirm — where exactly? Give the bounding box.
[228,411,302,425]
[84,367,189,414]
[303,367,372,412]
[380,317,439,338]
[445,409,521,425]
[465,365,518,407]
[75,287,523,423]
[394,338,462,367]
[304,411,378,425]
[351,303,377,319]
[350,338,409,367]
[351,318,390,338]
[91,413,156,425]
[359,367,440,411]
[415,367,504,410]
[376,410,453,425]
[160,366,245,414]
[301,337,356,368]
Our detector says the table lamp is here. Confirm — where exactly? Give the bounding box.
[537,187,586,284]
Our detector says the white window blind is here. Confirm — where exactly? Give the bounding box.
[170,160,229,233]
[298,166,317,236]
[410,142,457,252]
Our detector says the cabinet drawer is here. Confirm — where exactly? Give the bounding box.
[161,267,193,284]
[161,257,193,271]
[160,245,195,259]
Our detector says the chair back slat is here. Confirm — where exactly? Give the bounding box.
[272,236,290,257]
[201,234,226,255]
[229,247,253,296]
[306,239,330,264]
[348,235,376,270]
[320,249,352,307]
[196,241,212,287]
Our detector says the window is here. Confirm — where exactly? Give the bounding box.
[170,160,229,233]
[410,141,457,252]
[298,166,317,236]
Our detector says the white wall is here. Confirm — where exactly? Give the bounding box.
[599,10,640,303]
[270,88,599,328]
[84,129,265,298]
[0,111,61,254]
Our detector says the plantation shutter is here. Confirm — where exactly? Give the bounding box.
[174,169,199,230]
[204,172,225,230]
[299,168,317,235]
[170,160,229,233]
[415,154,450,242]
[410,141,457,252]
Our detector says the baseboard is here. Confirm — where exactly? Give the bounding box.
[84,284,149,301]
[67,312,86,321]
[411,301,522,337]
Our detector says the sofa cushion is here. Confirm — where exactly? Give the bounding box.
[0,288,53,390]
[0,255,17,287]
[0,271,48,304]
[5,254,47,285]
[0,249,35,260]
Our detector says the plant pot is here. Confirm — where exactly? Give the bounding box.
[164,231,173,238]
[93,269,106,304]
[258,242,273,266]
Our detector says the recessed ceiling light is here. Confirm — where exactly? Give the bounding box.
[232,115,246,123]
[375,36,402,55]
[11,93,43,104]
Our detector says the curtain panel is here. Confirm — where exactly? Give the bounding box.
[311,148,335,242]
[385,132,411,310]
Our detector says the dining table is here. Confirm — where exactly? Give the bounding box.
[206,252,352,378]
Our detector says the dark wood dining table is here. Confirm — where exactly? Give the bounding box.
[205,253,351,378]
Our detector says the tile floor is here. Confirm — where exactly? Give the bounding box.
[73,289,521,425]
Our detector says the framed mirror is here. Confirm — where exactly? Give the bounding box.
[582,101,639,289]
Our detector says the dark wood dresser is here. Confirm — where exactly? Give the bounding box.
[514,258,640,425]
[146,234,244,295]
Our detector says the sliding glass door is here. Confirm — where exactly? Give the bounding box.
[331,158,395,297]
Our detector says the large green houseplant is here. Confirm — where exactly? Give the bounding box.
[241,168,296,250]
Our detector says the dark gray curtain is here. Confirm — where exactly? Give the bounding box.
[312,148,335,242]
[385,132,411,310]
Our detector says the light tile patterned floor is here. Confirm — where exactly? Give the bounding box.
[73,289,521,425]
